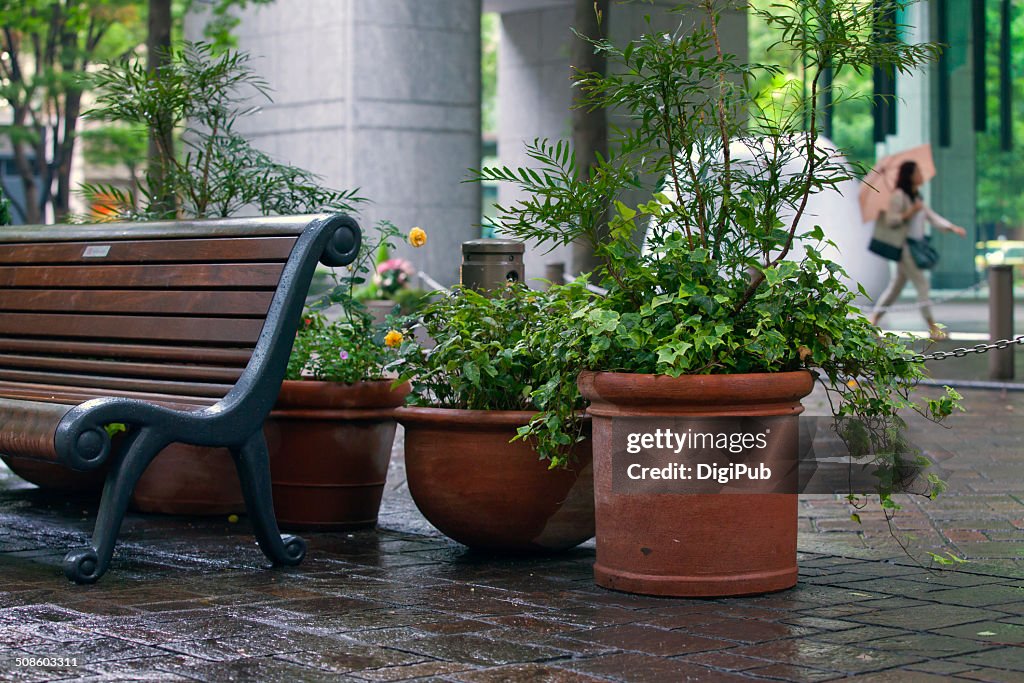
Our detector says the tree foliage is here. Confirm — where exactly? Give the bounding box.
[976,0,1024,233]
[0,0,144,223]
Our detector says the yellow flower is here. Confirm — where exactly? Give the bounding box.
[847,378,859,389]
[408,226,427,248]
[384,330,404,348]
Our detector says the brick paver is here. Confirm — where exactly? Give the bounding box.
[0,382,1021,681]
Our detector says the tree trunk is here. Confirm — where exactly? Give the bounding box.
[10,105,42,224]
[571,0,609,277]
[147,0,176,216]
[54,87,83,223]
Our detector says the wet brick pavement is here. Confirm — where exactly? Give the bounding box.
[0,383,1022,681]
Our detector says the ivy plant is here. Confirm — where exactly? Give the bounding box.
[395,283,592,468]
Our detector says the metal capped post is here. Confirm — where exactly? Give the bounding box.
[989,265,1015,380]
[460,239,525,291]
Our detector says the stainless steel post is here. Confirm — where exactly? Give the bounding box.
[460,239,525,291]
[989,265,1015,380]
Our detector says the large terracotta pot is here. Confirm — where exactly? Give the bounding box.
[395,407,595,552]
[579,370,814,598]
[265,379,409,530]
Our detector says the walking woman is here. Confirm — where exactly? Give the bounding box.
[869,160,966,340]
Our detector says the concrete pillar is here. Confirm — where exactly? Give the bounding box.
[929,0,978,289]
[189,0,482,286]
[492,1,747,283]
[857,1,934,305]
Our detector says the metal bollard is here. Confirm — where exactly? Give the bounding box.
[460,239,525,291]
[989,265,1015,380]
[544,262,565,290]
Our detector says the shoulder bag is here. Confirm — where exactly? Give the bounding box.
[905,235,939,269]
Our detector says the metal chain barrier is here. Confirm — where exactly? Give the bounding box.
[907,335,1024,363]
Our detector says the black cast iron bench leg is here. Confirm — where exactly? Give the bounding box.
[64,428,166,584]
[231,431,306,567]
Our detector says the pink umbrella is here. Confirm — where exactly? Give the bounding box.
[859,143,936,222]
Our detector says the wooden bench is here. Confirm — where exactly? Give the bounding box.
[0,213,361,583]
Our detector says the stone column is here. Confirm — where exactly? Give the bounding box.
[928,0,978,290]
[190,0,482,286]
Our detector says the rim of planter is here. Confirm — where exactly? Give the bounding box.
[272,379,411,418]
[394,406,589,429]
[394,406,539,428]
[578,369,815,415]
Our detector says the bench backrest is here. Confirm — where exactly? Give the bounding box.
[0,216,325,408]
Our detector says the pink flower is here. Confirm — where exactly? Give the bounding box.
[339,349,349,360]
[374,258,414,294]
[376,258,414,276]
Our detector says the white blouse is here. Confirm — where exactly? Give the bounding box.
[887,190,955,240]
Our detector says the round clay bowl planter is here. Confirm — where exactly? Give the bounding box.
[395,407,595,552]
[265,379,410,531]
[579,370,814,598]
[132,443,244,515]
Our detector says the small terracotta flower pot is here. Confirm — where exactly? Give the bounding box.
[395,406,594,552]
[132,443,245,515]
[265,379,410,530]
[579,370,814,598]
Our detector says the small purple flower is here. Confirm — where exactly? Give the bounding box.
[339,349,350,360]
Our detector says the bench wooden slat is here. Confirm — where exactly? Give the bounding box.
[0,236,297,265]
[0,368,233,398]
[0,263,285,289]
[0,215,318,243]
[0,380,214,409]
[0,354,244,383]
[0,338,253,366]
[0,290,275,316]
[0,314,265,344]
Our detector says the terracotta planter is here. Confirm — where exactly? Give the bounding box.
[579,370,814,598]
[395,407,595,552]
[265,379,409,530]
[132,443,244,515]
[0,435,242,513]
[364,299,395,326]
[1,455,107,494]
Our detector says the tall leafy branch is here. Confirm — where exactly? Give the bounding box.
[80,42,362,220]
[476,0,962,529]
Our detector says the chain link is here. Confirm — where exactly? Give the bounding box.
[907,335,1024,363]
